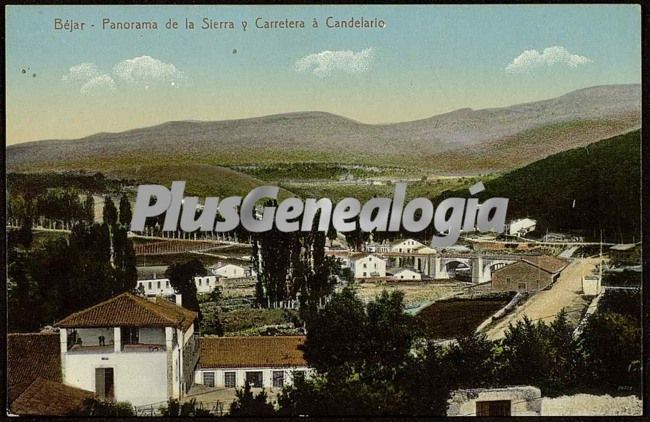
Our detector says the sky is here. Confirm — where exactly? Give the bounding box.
[5,5,642,145]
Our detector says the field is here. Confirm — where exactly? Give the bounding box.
[416,296,512,340]
[351,281,465,311]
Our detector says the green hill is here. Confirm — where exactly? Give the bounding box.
[440,130,641,242]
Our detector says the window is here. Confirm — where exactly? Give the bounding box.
[363,263,367,268]
[203,372,215,387]
[166,281,170,287]
[246,371,263,388]
[121,327,139,345]
[272,371,284,388]
[148,282,152,290]
[476,400,511,416]
[198,279,202,286]
[157,281,161,289]
[506,277,511,284]
[224,372,236,388]
[293,370,306,382]
[363,272,367,277]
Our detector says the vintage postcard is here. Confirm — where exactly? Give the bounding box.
[5,4,643,417]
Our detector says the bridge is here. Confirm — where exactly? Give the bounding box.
[387,253,523,284]
[333,250,528,284]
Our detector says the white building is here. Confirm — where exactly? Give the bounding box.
[137,275,221,296]
[209,263,247,279]
[195,336,310,390]
[54,293,199,407]
[350,254,387,279]
[390,239,425,253]
[508,218,537,237]
[390,267,422,281]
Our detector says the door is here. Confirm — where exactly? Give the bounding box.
[95,368,115,401]
[476,400,511,416]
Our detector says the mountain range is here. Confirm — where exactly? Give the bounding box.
[6,84,641,195]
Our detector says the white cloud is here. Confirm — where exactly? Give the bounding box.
[80,74,117,94]
[112,55,185,84]
[506,46,592,73]
[62,56,188,93]
[62,62,101,83]
[295,48,375,78]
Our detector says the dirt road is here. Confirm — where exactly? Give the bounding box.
[483,258,598,341]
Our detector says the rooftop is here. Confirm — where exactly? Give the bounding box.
[8,333,61,404]
[610,243,640,251]
[10,378,93,416]
[521,255,569,274]
[199,336,307,369]
[55,292,197,330]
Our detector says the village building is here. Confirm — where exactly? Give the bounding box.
[389,267,422,281]
[350,254,387,279]
[195,336,309,390]
[447,386,543,416]
[491,255,568,293]
[507,218,537,237]
[609,242,641,267]
[414,245,437,254]
[54,292,199,407]
[209,263,247,279]
[390,238,426,253]
[137,275,220,296]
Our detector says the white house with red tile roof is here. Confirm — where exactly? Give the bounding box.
[350,254,387,279]
[194,336,310,390]
[54,292,199,407]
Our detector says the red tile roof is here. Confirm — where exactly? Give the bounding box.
[55,292,197,331]
[10,378,93,416]
[199,336,307,369]
[521,255,569,274]
[8,333,61,404]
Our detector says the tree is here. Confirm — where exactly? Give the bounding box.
[73,398,135,416]
[229,383,275,416]
[396,342,453,416]
[160,398,211,416]
[363,290,419,384]
[444,332,498,389]
[580,310,641,394]
[302,287,368,377]
[84,195,95,223]
[165,259,206,315]
[119,194,132,227]
[103,195,118,226]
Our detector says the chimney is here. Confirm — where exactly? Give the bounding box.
[174,293,182,307]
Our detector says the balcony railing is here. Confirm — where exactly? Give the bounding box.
[121,343,166,352]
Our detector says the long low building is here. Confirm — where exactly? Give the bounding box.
[137,275,221,296]
[491,255,568,293]
[195,336,309,390]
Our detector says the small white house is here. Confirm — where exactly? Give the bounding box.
[350,254,387,279]
[209,263,246,279]
[582,275,602,296]
[195,336,310,390]
[508,218,537,237]
[137,275,220,296]
[54,293,199,407]
[390,239,426,254]
[390,268,422,281]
